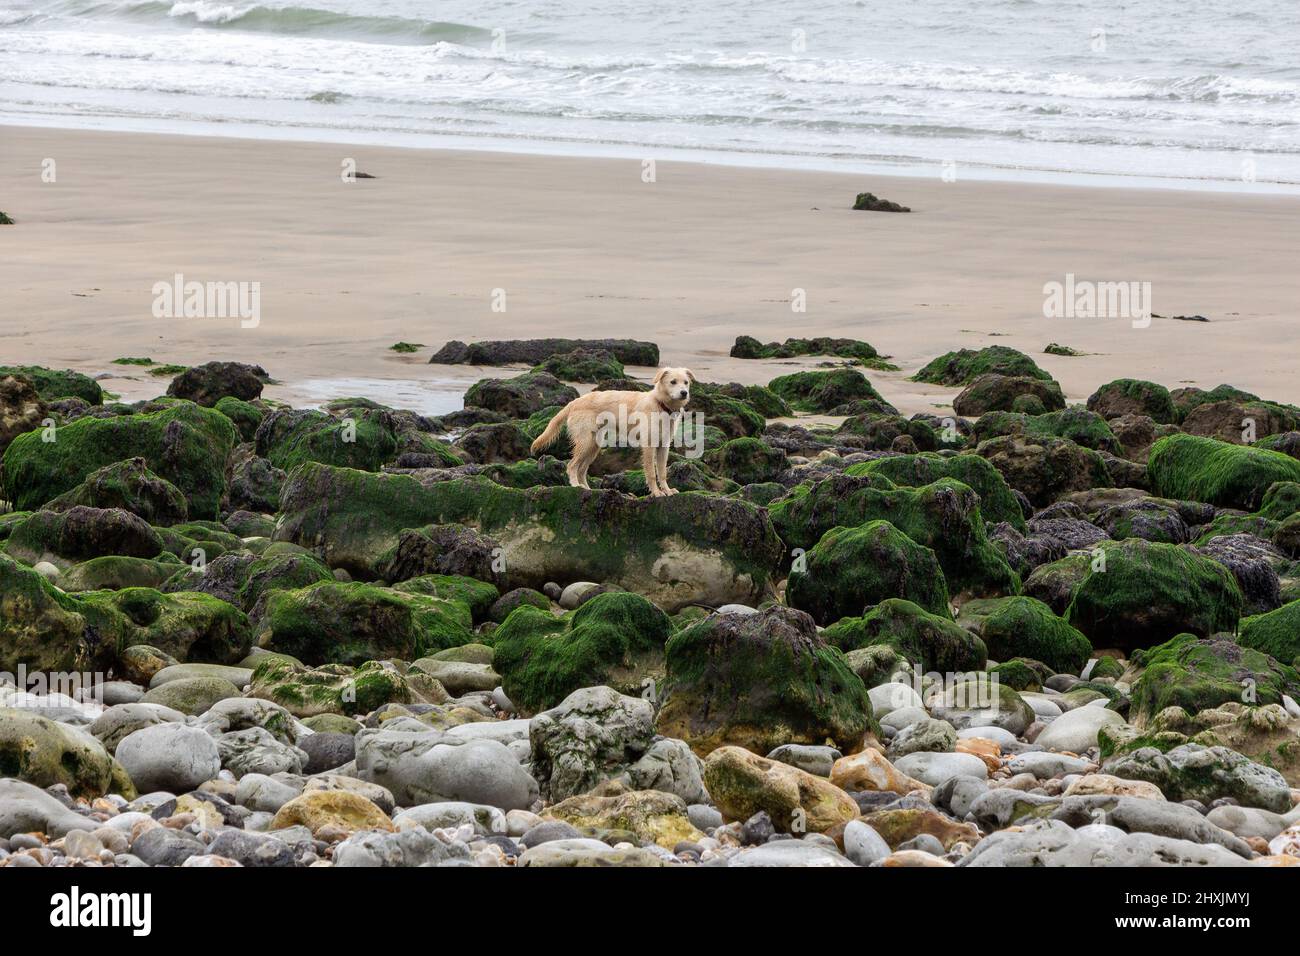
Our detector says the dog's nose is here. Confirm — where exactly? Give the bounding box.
[678,391,688,399]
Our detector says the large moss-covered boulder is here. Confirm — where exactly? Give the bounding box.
[0,365,103,405]
[237,551,334,612]
[254,407,398,474]
[254,581,474,665]
[1181,399,1300,445]
[1130,633,1300,725]
[975,435,1112,507]
[769,473,1017,596]
[464,371,578,419]
[534,348,624,383]
[166,361,267,407]
[1148,434,1300,510]
[248,658,416,717]
[79,587,252,665]
[787,521,950,625]
[42,457,188,526]
[730,335,880,363]
[5,506,163,570]
[1103,742,1292,812]
[1238,600,1300,668]
[972,407,1120,455]
[61,555,180,593]
[375,523,502,585]
[1,400,237,518]
[1064,539,1244,652]
[274,464,783,611]
[974,595,1092,674]
[911,346,1049,387]
[394,574,500,624]
[953,373,1065,417]
[494,592,672,714]
[0,554,101,671]
[847,453,1025,530]
[767,369,891,414]
[704,437,786,486]
[214,396,264,442]
[654,606,875,756]
[821,598,987,675]
[1086,379,1177,424]
[0,709,133,799]
[681,390,766,439]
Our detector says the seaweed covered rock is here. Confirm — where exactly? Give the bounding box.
[1238,600,1300,669]
[5,506,162,571]
[253,581,474,665]
[0,365,103,405]
[248,657,415,717]
[214,396,264,442]
[767,369,893,414]
[274,465,783,611]
[61,555,180,593]
[1103,743,1292,812]
[972,407,1120,454]
[166,361,268,407]
[0,554,100,671]
[237,551,334,612]
[704,437,787,486]
[786,521,951,625]
[654,606,875,756]
[847,453,1025,530]
[0,374,48,456]
[80,587,252,665]
[431,338,659,367]
[254,407,398,474]
[395,574,500,624]
[534,348,624,383]
[464,371,579,419]
[682,390,766,440]
[494,592,672,713]
[1195,533,1282,616]
[1,400,237,519]
[953,373,1065,417]
[452,422,533,465]
[1148,434,1300,510]
[1086,379,1177,424]
[1181,399,1300,445]
[835,413,938,451]
[1064,539,1244,652]
[376,524,502,585]
[975,595,1092,675]
[974,435,1112,507]
[1129,633,1300,725]
[769,473,1017,596]
[225,444,285,513]
[0,709,132,799]
[912,346,1050,387]
[730,336,880,362]
[43,457,188,526]
[821,598,987,675]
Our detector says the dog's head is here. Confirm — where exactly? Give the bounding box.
[653,367,694,408]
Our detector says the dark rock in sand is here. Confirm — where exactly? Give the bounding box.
[430,338,660,367]
[167,361,269,407]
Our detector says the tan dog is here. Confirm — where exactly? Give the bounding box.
[530,367,694,496]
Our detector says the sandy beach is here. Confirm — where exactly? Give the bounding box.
[3,124,1298,417]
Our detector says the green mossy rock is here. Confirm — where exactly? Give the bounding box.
[704,437,787,486]
[655,605,876,757]
[5,506,163,570]
[1086,378,1178,423]
[975,595,1092,675]
[61,555,179,592]
[395,574,501,624]
[43,457,189,526]
[847,453,1026,530]
[253,580,474,665]
[974,434,1112,508]
[953,373,1065,417]
[493,591,672,714]
[0,554,101,671]
[988,658,1042,691]
[79,587,252,665]
[972,407,1120,455]
[768,472,1017,597]
[767,369,892,414]
[730,335,880,363]
[464,371,579,419]
[237,551,334,612]
[1238,600,1300,668]
[534,348,625,382]
[248,657,414,717]
[1130,633,1300,725]
[214,396,264,442]
[1148,434,1300,511]
[786,520,950,625]
[254,407,398,473]
[1,400,236,518]
[911,346,1050,386]
[821,598,987,674]
[274,464,783,611]
[0,366,103,405]
[682,391,766,439]
[1064,539,1244,653]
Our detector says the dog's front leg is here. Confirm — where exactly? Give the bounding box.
[642,443,665,497]
[656,443,676,495]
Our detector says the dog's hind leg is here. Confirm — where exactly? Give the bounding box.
[568,434,600,489]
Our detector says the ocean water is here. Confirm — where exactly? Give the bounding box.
[2,0,1299,188]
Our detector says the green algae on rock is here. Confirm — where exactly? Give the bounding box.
[1148,433,1300,511]
[821,598,987,675]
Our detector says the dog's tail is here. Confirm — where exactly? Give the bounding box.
[530,406,569,455]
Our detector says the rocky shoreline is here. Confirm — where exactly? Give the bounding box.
[1,342,1299,868]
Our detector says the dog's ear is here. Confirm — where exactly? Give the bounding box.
[684,368,696,383]
[652,368,668,385]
